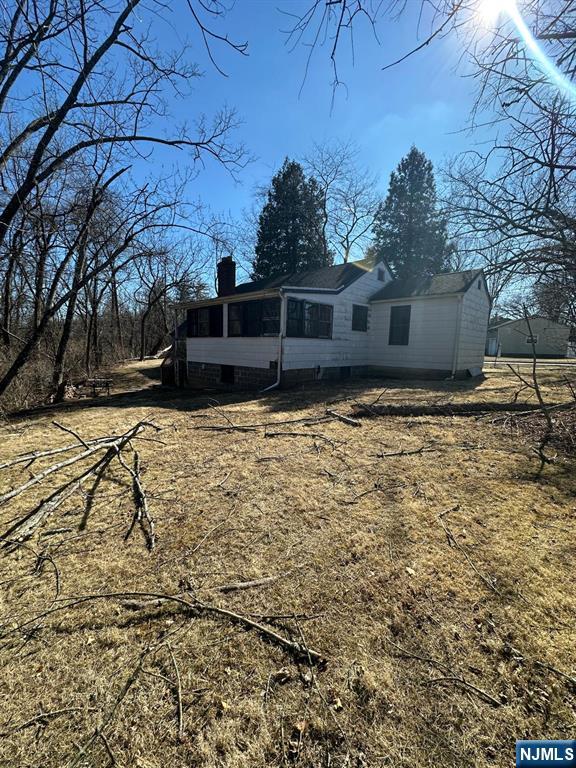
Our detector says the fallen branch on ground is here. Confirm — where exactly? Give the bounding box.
[0,420,161,547]
[349,401,567,419]
[0,707,96,736]
[2,590,326,666]
[212,568,302,594]
[325,409,361,427]
[389,641,500,707]
[425,675,501,707]
[120,450,155,550]
[264,430,342,446]
[436,509,501,595]
[483,401,575,424]
[0,434,122,471]
[377,444,437,458]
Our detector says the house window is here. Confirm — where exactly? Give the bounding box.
[526,334,539,344]
[198,308,210,337]
[352,304,368,332]
[389,305,411,346]
[378,269,385,282]
[227,298,280,337]
[187,305,223,337]
[228,304,242,337]
[261,299,281,335]
[287,298,333,339]
[477,280,481,289]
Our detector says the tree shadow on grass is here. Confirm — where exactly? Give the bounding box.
[6,374,488,422]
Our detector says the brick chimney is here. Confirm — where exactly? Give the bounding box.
[217,256,236,297]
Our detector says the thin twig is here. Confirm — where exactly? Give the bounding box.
[167,643,184,741]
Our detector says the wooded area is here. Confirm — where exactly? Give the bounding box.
[1,0,575,412]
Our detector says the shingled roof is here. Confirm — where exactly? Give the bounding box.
[235,258,377,294]
[369,269,483,302]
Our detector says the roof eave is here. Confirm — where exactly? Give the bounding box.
[175,288,281,309]
[370,291,464,304]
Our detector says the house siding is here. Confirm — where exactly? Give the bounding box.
[457,280,490,370]
[370,296,460,372]
[282,266,389,371]
[185,337,279,370]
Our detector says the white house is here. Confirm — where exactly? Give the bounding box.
[167,257,490,389]
[486,316,571,358]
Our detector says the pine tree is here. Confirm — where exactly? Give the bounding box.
[371,147,452,280]
[252,159,330,280]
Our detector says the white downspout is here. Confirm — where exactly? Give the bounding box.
[260,289,284,393]
[451,295,464,378]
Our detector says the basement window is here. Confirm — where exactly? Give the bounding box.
[221,365,234,384]
[389,305,411,346]
[352,304,368,332]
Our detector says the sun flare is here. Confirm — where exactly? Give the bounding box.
[478,0,515,24]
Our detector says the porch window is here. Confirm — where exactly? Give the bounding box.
[389,305,411,346]
[227,298,280,337]
[262,299,281,335]
[187,305,223,337]
[228,304,242,337]
[287,298,333,339]
[352,304,368,332]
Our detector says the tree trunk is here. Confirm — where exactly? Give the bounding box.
[1,254,15,347]
[139,308,149,361]
[111,271,124,357]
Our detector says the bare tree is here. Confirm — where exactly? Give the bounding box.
[304,141,379,262]
[0,0,249,404]
[288,1,576,295]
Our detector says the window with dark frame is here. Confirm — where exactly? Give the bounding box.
[261,299,281,335]
[226,298,280,337]
[352,304,368,332]
[286,298,333,339]
[186,305,223,337]
[377,269,385,282]
[389,305,411,346]
[228,304,242,337]
[526,334,538,344]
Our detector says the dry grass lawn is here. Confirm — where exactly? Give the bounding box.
[0,361,574,768]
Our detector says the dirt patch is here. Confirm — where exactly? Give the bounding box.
[0,367,575,767]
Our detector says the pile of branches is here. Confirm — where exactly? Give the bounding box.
[0,420,160,550]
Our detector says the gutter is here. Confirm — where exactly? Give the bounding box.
[451,294,464,378]
[260,288,285,393]
[370,291,464,305]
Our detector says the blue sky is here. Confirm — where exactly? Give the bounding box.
[142,0,491,226]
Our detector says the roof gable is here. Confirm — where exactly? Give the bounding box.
[369,269,483,302]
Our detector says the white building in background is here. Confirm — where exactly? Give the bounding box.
[486,316,571,358]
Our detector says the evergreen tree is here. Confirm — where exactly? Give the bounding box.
[252,159,329,280]
[371,147,452,280]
